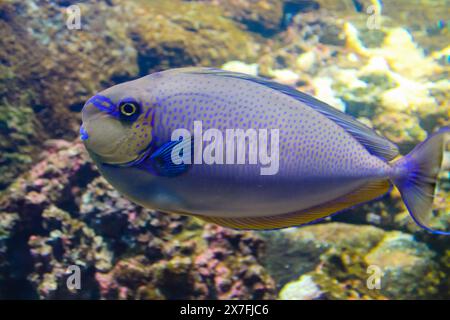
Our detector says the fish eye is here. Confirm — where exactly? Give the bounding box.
[119,101,141,121]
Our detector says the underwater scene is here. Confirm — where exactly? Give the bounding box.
[0,0,449,301]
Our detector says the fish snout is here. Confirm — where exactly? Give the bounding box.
[79,99,96,141]
[80,98,120,153]
[80,124,89,141]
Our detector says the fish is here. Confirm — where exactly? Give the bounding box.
[80,67,449,234]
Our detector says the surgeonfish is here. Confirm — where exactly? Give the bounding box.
[80,67,449,234]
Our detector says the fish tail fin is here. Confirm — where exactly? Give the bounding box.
[390,127,449,235]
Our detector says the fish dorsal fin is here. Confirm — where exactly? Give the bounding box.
[187,68,399,161]
[195,180,391,230]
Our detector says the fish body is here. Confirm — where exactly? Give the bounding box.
[81,68,449,234]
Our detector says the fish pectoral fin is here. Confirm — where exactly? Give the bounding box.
[197,180,391,230]
[148,138,192,177]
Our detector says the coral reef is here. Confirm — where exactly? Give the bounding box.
[0,140,275,299]
[0,140,98,298]
[27,206,112,299]
[95,224,275,299]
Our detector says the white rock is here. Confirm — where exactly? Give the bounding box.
[221,61,259,76]
[296,51,316,72]
[279,275,323,300]
[312,77,346,112]
[269,69,300,86]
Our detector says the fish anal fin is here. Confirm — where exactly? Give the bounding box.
[197,180,391,230]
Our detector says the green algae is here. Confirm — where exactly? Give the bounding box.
[0,97,40,188]
[131,0,260,74]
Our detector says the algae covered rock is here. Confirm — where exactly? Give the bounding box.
[0,100,40,189]
[263,223,444,299]
[372,112,428,153]
[93,223,276,300]
[0,8,47,189]
[27,205,112,299]
[262,223,385,290]
[0,140,98,298]
[0,212,19,298]
[127,0,260,75]
[315,0,450,51]
[365,232,441,299]
[214,0,285,35]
